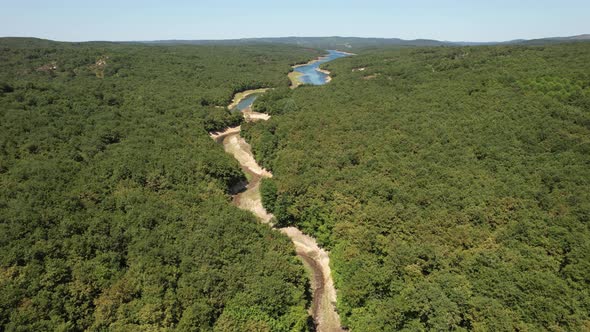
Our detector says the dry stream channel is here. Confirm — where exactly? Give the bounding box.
[210,51,351,332]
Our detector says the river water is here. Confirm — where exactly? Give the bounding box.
[233,50,352,112]
[294,50,351,85]
[212,50,351,332]
[234,93,263,111]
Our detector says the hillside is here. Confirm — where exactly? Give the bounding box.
[243,43,590,330]
[0,39,321,331]
[520,34,590,45]
[3,35,588,51]
[147,36,447,50]
[1,36,590,331]
[144,35,590,49]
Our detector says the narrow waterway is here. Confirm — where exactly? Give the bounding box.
[293,50,351,85]
[211,51,351,332]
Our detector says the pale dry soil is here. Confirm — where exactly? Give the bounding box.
[288,71,304,89]
[243,108,271,121]
[281,227,343,332]
[209,86,345,331]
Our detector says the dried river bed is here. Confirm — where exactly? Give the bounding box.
[210,51,351,331]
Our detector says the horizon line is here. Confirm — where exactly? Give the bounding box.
[1,33,589,44]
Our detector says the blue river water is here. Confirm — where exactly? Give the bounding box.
[234,93,263,112]
[293,50,351,85]
[232,50,351,112]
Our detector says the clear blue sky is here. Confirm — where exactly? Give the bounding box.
[1,0,588,42]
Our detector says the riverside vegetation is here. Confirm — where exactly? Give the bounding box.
[243,43,590,331]
[211,49,352,332]
[1,37,590,332]
[0,38,323,331]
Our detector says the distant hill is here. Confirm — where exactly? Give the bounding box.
[2,35,589,50]
[518,34,590,45]
[144,35,590,49]
[0,37,120,48]
[0,37,60,48]
[449,35,590,46]
[144,36,448,49]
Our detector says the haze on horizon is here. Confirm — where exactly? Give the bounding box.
[1,0,589,43]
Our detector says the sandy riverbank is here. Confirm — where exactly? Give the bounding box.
[227,88,269,110]
[243,108,271,121]
[210,68,345,332]
[214,123,344,331]
[288,71,304,89]
[316,68,333,83]
[281,227,344,332]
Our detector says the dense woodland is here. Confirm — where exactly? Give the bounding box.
[243,43,590,330]
[0,38,321,331]
[2,37,590,332]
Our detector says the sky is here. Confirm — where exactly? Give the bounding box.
[1,0,589,42]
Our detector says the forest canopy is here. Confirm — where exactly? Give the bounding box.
[2,36,590,331]
[243,43,590,331]
[0,38,320,331]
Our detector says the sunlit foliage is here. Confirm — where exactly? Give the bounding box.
[0,38,320,331]
[244,43,590,331]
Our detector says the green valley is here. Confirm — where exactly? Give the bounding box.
[1,31,590,332]
[0,39,321,331]
[244,43,590,331]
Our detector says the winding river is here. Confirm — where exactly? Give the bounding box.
[293,50,351,85]
[210,51,351,332]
